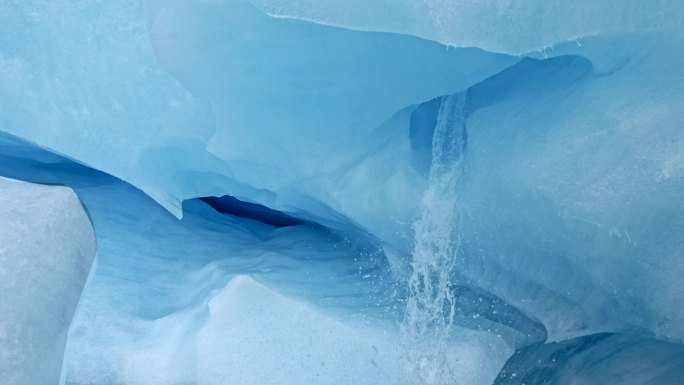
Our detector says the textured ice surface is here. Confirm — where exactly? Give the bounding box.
[1,0,684,384]
[0,134,510,385]
[494,333,684,385]
[252,0,684,54]
[0,0,518,218]
[451,44,684,342]
[68,274,507,385]
[0,0,215,214]
[0,177,96,385]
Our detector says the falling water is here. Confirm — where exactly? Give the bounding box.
[402,92,467,385]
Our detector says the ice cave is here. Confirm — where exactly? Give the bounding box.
[1,1,683,384]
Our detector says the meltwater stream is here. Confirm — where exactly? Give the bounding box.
[403,93,468,384]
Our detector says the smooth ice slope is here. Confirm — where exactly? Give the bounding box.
[0,177,96,385]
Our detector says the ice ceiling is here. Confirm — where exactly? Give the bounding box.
[1,1,683,384]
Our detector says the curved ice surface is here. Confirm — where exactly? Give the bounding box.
[494,333,684,385]
[451,43,684,342]
[146,0,518,213]
[0,132,512,385]
[1,1,683,384]
[0,177,96,385]
[0,0,518,219]
[252,0,684,54]
[0,0,215,214]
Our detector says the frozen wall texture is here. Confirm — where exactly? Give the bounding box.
[251,0,684,54]
[0,0,683,384]
[0,177,96,385]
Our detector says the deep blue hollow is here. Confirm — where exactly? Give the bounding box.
[199,195,307,228]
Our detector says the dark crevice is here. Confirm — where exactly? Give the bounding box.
[199,195,307,228]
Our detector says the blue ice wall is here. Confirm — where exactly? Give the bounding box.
[1,0,683,384]
[0,131,514,384]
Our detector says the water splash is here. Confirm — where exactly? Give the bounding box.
[402,92,467,384]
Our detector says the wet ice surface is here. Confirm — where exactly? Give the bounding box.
[0,134,510,385]
[1,1,684,384]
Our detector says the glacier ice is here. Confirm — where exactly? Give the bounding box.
[0,0,683,384]
[0,177,96,385]
[251,0,684,54]
[0,133,511,385]
[0,0,518,218]
[494,333,684,384]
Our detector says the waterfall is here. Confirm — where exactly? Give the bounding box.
[402,92,467,384]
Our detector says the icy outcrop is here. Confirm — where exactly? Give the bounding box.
[0,177,96,385]
[1,1,682,237]
[0,1,215,214]
[450,43,684,342]
[148,0,515,194]
[0,134,511,385]
[0,0,517,219]
[1,1,684,384]
[494,333,684,385]
[252,0,684,54]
